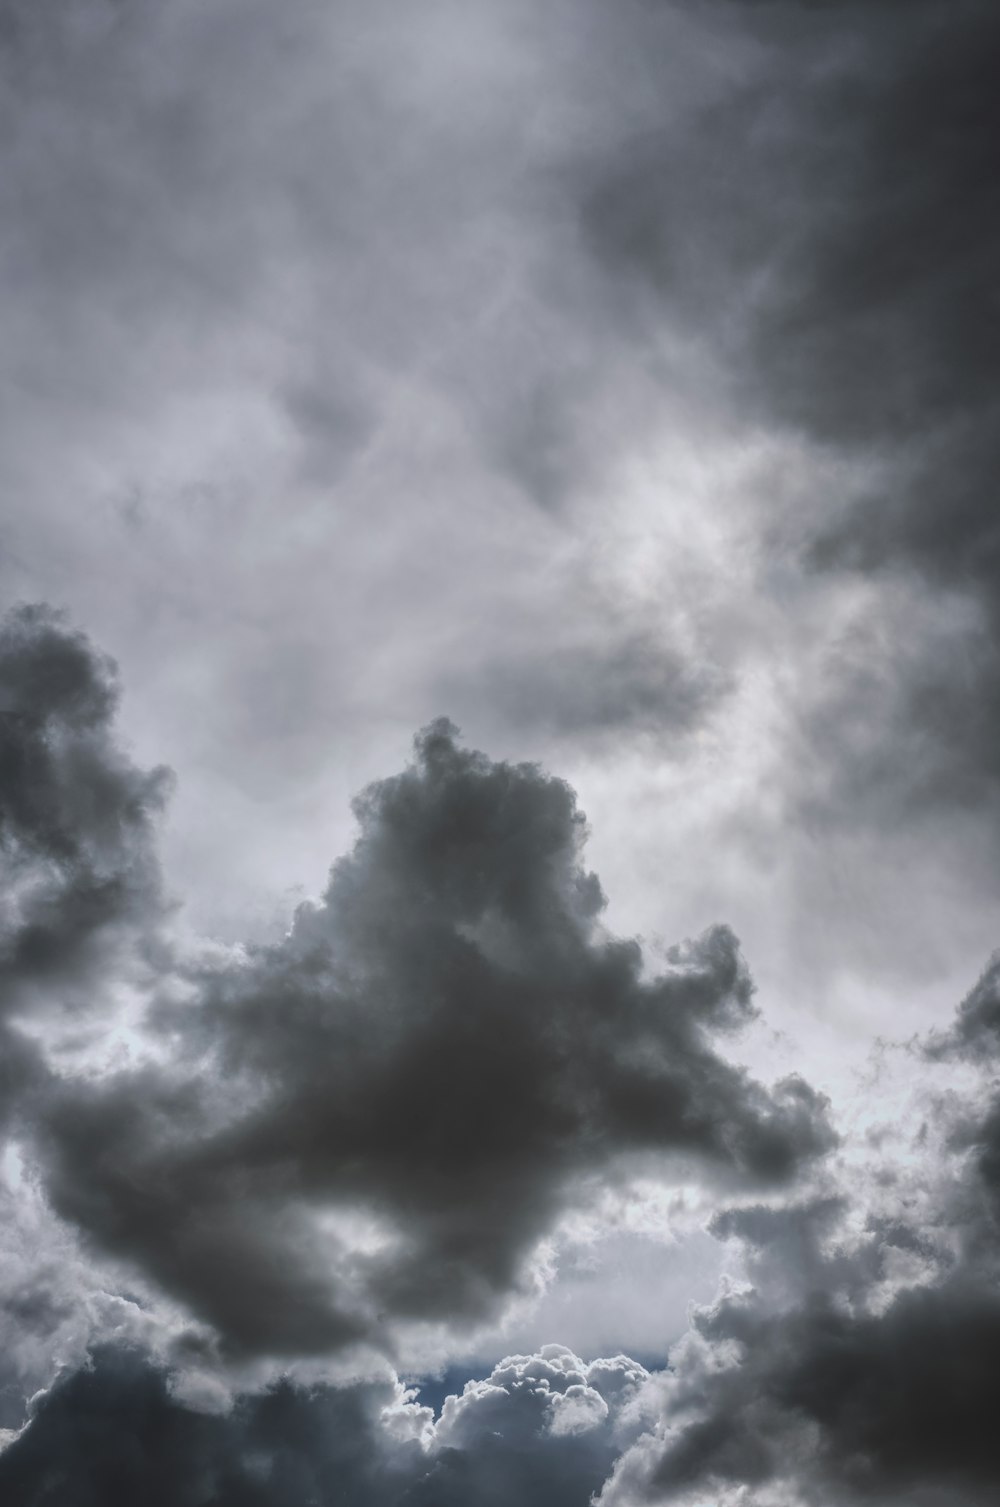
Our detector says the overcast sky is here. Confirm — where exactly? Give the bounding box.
[1,1,999,1503]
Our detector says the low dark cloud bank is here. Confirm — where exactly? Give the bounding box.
[0,1342,647,1507]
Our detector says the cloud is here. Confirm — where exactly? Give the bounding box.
[774,0,1000,825]
[575,0,1000,826]
[0,0,733,521]
[0,1342,648,1507]
[927,953,1000,1062]
[0,604,168,1004]
[0,602,169,1166]
[599,967,1000,1507]
[439,632,727,744]
[22,712,832,1358]
[14,932,1000,1507]
[2,0,997,1493]
[0,604,180,1432]
[0,1344,412,1507]
[581,0,999,473]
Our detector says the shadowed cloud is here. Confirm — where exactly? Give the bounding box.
[31,710,832,1356]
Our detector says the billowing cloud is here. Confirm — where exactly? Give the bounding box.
[0,606,833,1368]
[0,1342,648,1507]
[599,969,1000,1507]
[15,938,1000,1507]
[0,602,169,1167]
[16,679,830,1357]
[0,604,168,1005]
[0,1344,415,1507]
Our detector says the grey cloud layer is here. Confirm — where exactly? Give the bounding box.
[3,0,996,845]
[578,0,1000,821]
[2,0,999,1501]
[0,0,759,814]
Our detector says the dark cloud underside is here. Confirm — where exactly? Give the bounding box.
[0,1343,647,1507]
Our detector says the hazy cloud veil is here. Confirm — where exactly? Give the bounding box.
[1,0,998,1503]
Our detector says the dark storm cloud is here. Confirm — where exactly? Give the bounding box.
[0,1342,647,1507]
[0,605,177,1434]
[770,0,1000,818]
[579,0,1000,818]
[927,952,1000,1062]
[589,0,1000,466]
[0,604,168,1006]
[642,1259,1000,1505]
[0,602,168,1157]
[602,967,1000,1507]
[0,1344,412,1507]
[926,958,1000,1248]
[748,1,1000,462]
[24,713,832,1358]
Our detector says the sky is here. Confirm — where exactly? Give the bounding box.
[1,0,999,1503]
